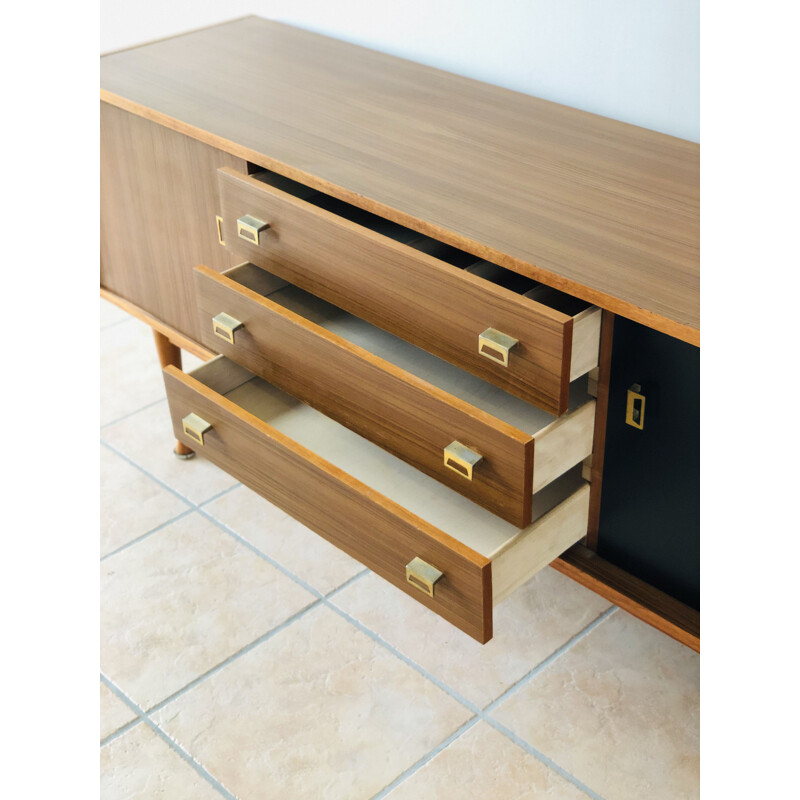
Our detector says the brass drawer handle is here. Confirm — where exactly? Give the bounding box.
[212,312,244,344]
[478,328,518,367]
[443,441,483,481]
[406,557,443,598]
[237,214,270,245]
[182,413,212,446]
[215,215,226,246]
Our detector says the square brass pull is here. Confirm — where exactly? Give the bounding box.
[405,557,444,597]
[443,441,483,481]
[237,214,270,245]
[478,328,518,367]
[212,312,244,344]
[182,413,212,446]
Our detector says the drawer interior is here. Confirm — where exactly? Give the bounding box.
[190,356,587,564]
[226,262,591,438]
[249,168,594,320]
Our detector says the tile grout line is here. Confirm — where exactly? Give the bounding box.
[481,716,610,800]
[323,599,481,713]
[99,439,375,716]
[99,436,614,799]
[100,674,237,800]
[141,574,369,716]
[482,605,618,714]
[325,598,614,800]
[144,599,323,715]
[325,568,371,598]
[99,474,243,564]
[99,715,144,747]
[368,716,481,800]
[100,508,194,562]
[99,437,362,605]
[320,601,617,799]
[101,397,168,431]
[198,507,369,600]
[197,482,243,507]
[196,508,327,599]
[99,439,228,510]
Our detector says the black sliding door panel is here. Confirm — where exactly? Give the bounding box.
[597,317,700,609]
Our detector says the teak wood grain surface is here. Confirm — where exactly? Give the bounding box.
[218,168,575,414]
[163,365,493,642]
[552,544,700,652]
[100,16,699,345]
[100,103,245,341]
[194,265,535,526]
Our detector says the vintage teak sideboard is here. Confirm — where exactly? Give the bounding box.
[100,17,699,648]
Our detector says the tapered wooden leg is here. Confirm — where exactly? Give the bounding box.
[153,329,195,459]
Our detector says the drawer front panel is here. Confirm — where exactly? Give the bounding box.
[194,265,535,526]
[218,168,574,415]
[163,365,493,642]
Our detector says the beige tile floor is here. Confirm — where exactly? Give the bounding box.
[99,299,699,800]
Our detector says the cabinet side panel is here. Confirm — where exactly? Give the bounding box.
[100,101,246,340]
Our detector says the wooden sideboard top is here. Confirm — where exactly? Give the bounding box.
[100,16,699,345]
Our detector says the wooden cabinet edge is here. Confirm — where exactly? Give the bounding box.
[586,311,615,549]
[552,544,700,652]
[100,287,216,360]
[100,91,698,345]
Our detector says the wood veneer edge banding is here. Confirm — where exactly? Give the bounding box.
[100,287,216,360]
[99,92,700,345]
[585,311,615,549]
[559,317,574,414]
[522,438,534,528]
[551,544,700,652]
[482,563,493,643]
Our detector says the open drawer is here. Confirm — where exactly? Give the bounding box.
[194,262,596,527]
[217,167,601,415]
[164,357,591,643]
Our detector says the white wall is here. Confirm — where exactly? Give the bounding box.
[101,0,699,142]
